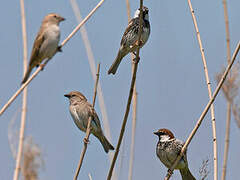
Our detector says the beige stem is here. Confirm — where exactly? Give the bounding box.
[187,0,218,179]
[107,0,143,179]
[221,102,231,180]
[13,0,28,179]
[73,64,100,180]
[222,0,231,179]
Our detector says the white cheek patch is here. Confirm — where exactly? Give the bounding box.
[134,9,140,18]
[160,135,170,142]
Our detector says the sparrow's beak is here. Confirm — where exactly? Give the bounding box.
[64,94,70,98]
[153,131,159,136]
[60,17,65,22]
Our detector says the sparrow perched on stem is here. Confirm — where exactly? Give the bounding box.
[108,6,150,75]
[154,128,196,180]
[64,91,114,153]
[21,13,65,84]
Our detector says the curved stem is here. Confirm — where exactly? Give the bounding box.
[164,42,240,180]
[187,1,218,179]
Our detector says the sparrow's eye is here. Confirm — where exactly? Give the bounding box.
[54,15,57,18]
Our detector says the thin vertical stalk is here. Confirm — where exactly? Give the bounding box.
[222,0,231,65]
[107,0,143,179]
[222,102,231,180]
[187,0,218,179]
[88,173,93,180]
[222,1,231,179]
[128,92,137,180]
[124,1,138,180]
[73,64,100,180]
[13,0,28,179]
[164,42,240,180]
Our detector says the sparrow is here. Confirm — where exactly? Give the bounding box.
[154,128,196,180]
[108,6,150,75]
[21,13,65,84]
[64,91,114,153]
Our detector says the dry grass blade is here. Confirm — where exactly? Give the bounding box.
[13,0,28,179]
[73,64,100,180]
[107,0,143,179]
[0,0,105,117]
[164,42,240,180]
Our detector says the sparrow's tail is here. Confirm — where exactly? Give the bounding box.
[21,66,33,84]
[180,167,196,180]
[97,134,114,153]
[108,50,124,75]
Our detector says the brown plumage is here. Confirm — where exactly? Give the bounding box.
[21,13,65,84]
[64,91,114,153]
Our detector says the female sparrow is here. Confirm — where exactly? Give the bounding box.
[21,13,65,84]
[64,91,114,153]
[108,6,150,75]
[154,128,196,180]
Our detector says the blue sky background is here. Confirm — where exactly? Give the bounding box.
[0,0,240,179]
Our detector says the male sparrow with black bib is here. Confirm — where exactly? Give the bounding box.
[108,6,150,75]
[154,128,196,180]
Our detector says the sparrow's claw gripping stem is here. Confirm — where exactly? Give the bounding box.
[57,46,62,52]
[133,56,140,63]
[83,138,90,144]
[40,64,46,71]
[167,169,173,176]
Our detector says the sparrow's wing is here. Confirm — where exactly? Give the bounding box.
[86,102,102,130]
[120,18,140,47]
[29,30,45,67]
[167,139,186,165]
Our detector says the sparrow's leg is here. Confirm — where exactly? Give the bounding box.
[83,138,90,144]
[57,45,63,52]
[133,53,140,63]
[39,64,46,71]
[39,58,51,71]
[167,169,174,176]
[135,39,144,47]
